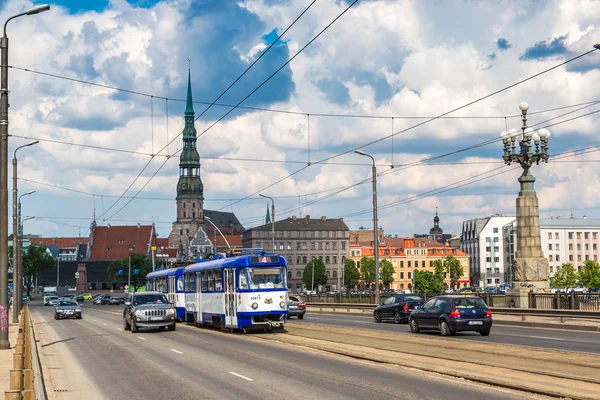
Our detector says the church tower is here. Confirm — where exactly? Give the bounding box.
[176,70,204,222]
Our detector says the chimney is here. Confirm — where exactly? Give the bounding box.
[305,215,310,219]
[137,223,141,228]
[292,216,297,221]
[340,218,343,221]
[107,224,111,228]
[321,216,326,221]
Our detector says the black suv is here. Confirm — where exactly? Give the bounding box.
[123,292,176,333]
[373,294,425,324]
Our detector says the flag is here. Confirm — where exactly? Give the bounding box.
[265,205,271,224]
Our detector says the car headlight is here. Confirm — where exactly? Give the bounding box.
[134,310,141,316]
[279,301,285,309]
[56,309,63,312]
[167,308,175,315]
[75,309,81,312]
[251,302,258,310]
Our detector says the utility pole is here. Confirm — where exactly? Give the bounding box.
[259,194,275,253]
[128,255,131,289]
[151,246,156,272]
[56,257,60,290]
[311,259,315,295]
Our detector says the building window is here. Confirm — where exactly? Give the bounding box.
[585,244,589,250]
[287,242,292,250]
[577,244,581,250]
[333,242,337,250]
[318,242,323,250]
[549,255,553,261]
[548,232,552,239]
[493,227,499,233]
[183,211,186,218]
[333,271,337,278]
[494,257,499,262]
[486,237,491,243]
[342,242,346,250]
[192,211,195,218]
[333,256,337,264]
[326,271,330,279]
[555,232,559,239]
[421,260,425,268]
[408,272,412,280]
[179,229,183,236]
[493,237,499,242]
[287,231,291,238]
[400,272,404,279]
[586,255,590,261]
[577,255,582,261]
[594,244,597,250]
[296,271,301,278]
[302,256,307,264]
[192,202,195,208]
[301,243,307,250]
[494,246,499,252]
[556,255,560,262]
[569,232,573,239]
[400,261,404,268]
[486,246,491,252]
[486,257,491,262]
[577,232,581,239]
[183,203,186,209]
[279,243,284,250]
[351,251,355,256]
[311,242,316,250]
[555,244,559,250]
[569,244,573,250]
[296,242,301,250]
[301,231,307,238]
[593,232,598,240]
[296,256,301,264]
[325,256,330,264]
[585,232,589,239]
[325,242,330,250]
[569,255,573,261]
[548,244,553,250]
[318,231,322,238]
[408,261,412,268]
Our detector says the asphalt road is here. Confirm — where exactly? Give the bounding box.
[30,302,546,400]
[291,312,600,354]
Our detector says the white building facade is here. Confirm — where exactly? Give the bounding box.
[461,215,516,288]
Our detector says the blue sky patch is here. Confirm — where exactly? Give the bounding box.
[32,0,161,13]
[316,78,351,105]
[519,35,568,61]
[496,38,511,51]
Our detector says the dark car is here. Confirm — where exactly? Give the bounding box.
[287,295,306,319]
[123,292,176,333]
[373,294,425,324]
[54,300,82,320]
[408,296,492,336]
[109,297,122,305]
[100,294,112,305]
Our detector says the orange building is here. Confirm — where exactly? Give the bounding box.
[349,238,470,292]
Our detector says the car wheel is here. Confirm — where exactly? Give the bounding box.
[76,315,82,320]
[479,329,491,336]
[374,312,381,323]
[54,314,58,320]
[131,320,138,333]
[440,320,453,336]
[394,311,402,324]
[123,317,131,331]
[168,323,176,331]
[298,314,304,320]
[409,317,420,333]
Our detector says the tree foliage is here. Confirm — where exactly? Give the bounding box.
[360,256,375,288]
[22,246,55,296]
[578,260,600,290]
[549,263,578,289]
[343,258,360,289]
[380,259,395,288]
[303,258,327,291]
[413,269,444,295]
[444,255,464,290]
[107,253,153,292]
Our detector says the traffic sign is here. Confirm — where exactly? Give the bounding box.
[118,269,123,275]
[133,269,139,275]
[151,246,157,251]
[75,272,80,278]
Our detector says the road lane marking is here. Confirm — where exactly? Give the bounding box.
[526,335,565,341]
[228,372,253,381]
[137,336,146,341]
[103,323,107,326]
[117,328,122,331]
[170,349,183,354]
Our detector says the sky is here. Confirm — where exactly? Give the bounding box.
[1,0,599,240]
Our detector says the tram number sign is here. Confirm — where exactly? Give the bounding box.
[250,256,278,264]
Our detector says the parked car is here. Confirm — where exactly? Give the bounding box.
[373,294,425,324]
[22,295,32,302]
[61,294,75,301]
[109,297,122,305]
[81,293,93,300]
[54,300,82,320]
[408,295,492,336]
[287,296,306,319]
[123,292,176,333]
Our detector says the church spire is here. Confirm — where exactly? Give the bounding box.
[185,66,194,117]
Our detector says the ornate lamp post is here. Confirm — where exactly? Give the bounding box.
[501,102,551,307]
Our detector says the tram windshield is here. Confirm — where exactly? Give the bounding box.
[239,267,285,289]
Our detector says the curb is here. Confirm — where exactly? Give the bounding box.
[30,310,56,400]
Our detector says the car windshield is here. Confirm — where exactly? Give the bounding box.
[59,301,78,307]
[454,298,488,309]
[48,296,58,300]
[133,294,168,306]
[403,295,423,301]
[240,267,285,289]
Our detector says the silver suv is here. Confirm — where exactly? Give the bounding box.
[123,292,176,333]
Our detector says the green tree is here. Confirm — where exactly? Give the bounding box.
[549,263,578,290]
[433,259,445,281]
[360,257,375,288]
[444,255,464,290]
[413,269,444,295]
[107,253,153,292]
[380,259,395,289]
[578,260,600,290]
[302,258,327,292]
[22,245,55,296]
[343,258,360,289]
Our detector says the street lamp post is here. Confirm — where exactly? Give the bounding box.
[12,142,37,321]
[1,3,50,349]
[204,216,232,254]
[501,101,551,307]
[259,194,275,253]
[19,216,33,304]
[355,150,380,305]
[14,189,34,320]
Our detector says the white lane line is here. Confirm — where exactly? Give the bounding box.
[527,335,565,341]
[92,319,96,322]
[103,323,107,326]
[137,336,146,341]
[228,372,254,381]
[170,349,183,354]
[117,328,123,331]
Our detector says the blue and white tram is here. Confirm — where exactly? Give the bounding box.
[184,253,288,332]
[146,267,187,320]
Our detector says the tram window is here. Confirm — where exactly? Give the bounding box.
[202,272,209,291]
[177,275,184,291]
[238,271,249,290]
[241,267,285,289]
[215,270,223,291]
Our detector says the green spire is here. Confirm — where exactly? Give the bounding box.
[265,205,271,224]
[185,69,194,117]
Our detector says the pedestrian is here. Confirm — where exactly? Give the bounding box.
[9,296,13,309]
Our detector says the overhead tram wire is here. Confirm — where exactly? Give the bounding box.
[217,47,600,213]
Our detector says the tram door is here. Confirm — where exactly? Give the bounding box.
[224,268,237,328]
[167,276,176,304]
[195,272,202,322]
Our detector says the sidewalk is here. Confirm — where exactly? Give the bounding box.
[0,318,21,394]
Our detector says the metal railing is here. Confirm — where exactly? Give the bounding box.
[4,305,37,400]
[301,292,600,311]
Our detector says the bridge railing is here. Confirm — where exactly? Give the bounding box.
[4,305,38,400]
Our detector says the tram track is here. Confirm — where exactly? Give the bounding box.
[255,323,600,400]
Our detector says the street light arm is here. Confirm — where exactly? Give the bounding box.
[354,150,375,165]
[18,190,35,203]
[204,216,232,251]
[3,13,27,38]
[13,141,39,160]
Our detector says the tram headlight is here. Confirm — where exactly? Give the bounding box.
[251,302,258,310]
[279,301,285,309]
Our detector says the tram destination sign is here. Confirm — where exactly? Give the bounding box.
[250,256,279,264]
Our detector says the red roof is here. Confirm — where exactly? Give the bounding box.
[155,238,169,248]
[211,235,242,248]
[29,237,88,248]
[89,225,156,261]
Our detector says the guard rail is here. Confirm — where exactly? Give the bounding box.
[4,305,38,400]
[304,303,600,319]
